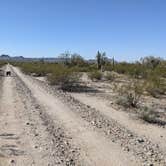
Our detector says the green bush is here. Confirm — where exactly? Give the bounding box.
[88,71,102,81]
[47,65,81,90]
[145,75,166,97]
[11,62,59,76]
[70,64,97,72]
[113,62,148,78]
[0,61,7,68]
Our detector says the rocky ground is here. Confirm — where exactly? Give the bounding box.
[0,65,165,166]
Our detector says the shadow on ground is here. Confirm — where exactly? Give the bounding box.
[62,84,102,93]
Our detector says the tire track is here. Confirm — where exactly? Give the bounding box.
[12,66,139,166]
[14,75,81,166]
[24,69,166,165]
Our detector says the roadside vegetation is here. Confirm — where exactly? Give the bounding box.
[0,61,7,76]
[10,53,165,95]
[116,80,144,108]
[0,61,7,68]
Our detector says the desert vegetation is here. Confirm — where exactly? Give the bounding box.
[10,54,165,96]
[4,53,165,125]
[0,61,7,68]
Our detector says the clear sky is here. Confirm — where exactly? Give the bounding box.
[0,0,166,61]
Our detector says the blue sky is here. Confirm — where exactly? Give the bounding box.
[0,0,166,61]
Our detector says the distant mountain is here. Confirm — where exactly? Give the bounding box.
[0,55,66,62]
[0,54,10,60]
[0,54,98,63]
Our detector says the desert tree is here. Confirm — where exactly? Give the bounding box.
[141,56,162,69]
[70,53,85,66]
[59,51,71,65]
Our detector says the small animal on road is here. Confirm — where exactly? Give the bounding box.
[6,71,11,76]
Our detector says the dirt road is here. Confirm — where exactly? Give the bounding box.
[0,65,165,166]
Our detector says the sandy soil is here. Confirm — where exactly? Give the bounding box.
[70,93,166,153]
[0,65,166,165]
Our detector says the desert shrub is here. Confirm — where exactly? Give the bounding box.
[70,54,86,67]
[0,61,7,67]
[11,62,60,76]
[114,62,148,79]
[104,72,115,81]
[145,75,166,97]
[153,62,166,78]
[88,70,102,81]
[116,81,143,108]
[47,65,81,90]
[116,96,131,107]
[139,107,157,123]
[104,63,114,71]
[141,56,162,69]
[70,64,97,72]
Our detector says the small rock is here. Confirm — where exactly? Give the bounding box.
[11,159,15,163]
[137,138,144,143]
[128,134,133,137]
[91,121,95,125]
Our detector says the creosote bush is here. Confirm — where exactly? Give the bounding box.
[11,62,55,76]
[104,72,115,81]
[88,71,102,81]
[0,61,7,68]
[116,81,143,108]
[145,75,166,97]
[139,107,157,123]
[48,65,81,91]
